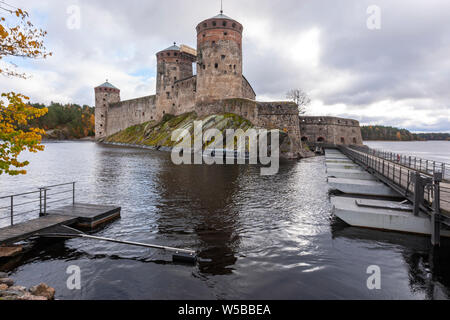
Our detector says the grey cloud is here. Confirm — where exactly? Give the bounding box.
[4,0,450,131]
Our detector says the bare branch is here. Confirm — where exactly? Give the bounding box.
[286,89,311,115]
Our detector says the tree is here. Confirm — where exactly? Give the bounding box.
[0,3,51,175]
[286,89,311,115]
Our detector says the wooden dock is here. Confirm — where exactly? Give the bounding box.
[0,203,120,245]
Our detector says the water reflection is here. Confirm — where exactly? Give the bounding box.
[2,142,450,299]
[331,219,450,300]
[155,161,245,275]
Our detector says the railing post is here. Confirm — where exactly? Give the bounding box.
[10,196,13,226]
[43,188,47,216]
[73,182,76,205]
[39,188,43,217]
[431,173,442,246]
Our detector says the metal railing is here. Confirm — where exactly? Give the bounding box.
[340,147,449,216]
[350,145,449,181]
[0,182,76,227]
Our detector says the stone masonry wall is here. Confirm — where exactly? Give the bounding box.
[106,95,157,137]
[242,76,256,100]
[299,116,363,145]
[174,76,197,114]
[195,98,303,157]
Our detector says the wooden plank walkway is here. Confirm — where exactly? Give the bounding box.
[0,215,78,245]
[0,203,121,245]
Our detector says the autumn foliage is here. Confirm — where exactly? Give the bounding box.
[0,93,47,175]
[0,3,51,175]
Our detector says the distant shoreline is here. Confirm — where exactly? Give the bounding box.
[364,139,449,142]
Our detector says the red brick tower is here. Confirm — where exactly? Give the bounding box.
[195,12,243,103]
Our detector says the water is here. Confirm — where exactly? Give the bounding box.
[1,141,450,300]
[365,141,450,164]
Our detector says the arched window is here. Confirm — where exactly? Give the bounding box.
[301,137,308,142]
[353,138,357,144]
[341,137,345,144]
[317,137,325,143]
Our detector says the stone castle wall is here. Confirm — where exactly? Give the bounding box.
[242,76,256,100]
[299,116,363,146]
[174,76,197,114]
[196,98,303,157]
[106,95,157,137]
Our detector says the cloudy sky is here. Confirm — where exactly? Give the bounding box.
[1,0,449,132]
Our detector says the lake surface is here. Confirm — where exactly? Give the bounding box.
[1,141,450,300]
[365,141,450,164]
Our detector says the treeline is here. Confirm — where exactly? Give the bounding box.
[31,102,95,139]
[362,125,450,141]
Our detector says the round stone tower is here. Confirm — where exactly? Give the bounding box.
[196,12,243,103]
[156,43,196,116]
[94,81,120,140]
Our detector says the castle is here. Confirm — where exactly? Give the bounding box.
[95,11,362,157]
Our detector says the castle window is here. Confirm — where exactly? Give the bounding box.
[166,92,170,98]
[221,55,225,60]
[341,137,345,144]
[212,41,216,45]
[203,23,207,27]
[202,64,206,70]
[233,65,236,69]
[353,138,357,144]
[167,53,170,56]
[215,63,218,69]
[174,52,178,56]
[224,32,228,36]
[174,77,177,81]
[212,21,217,26]
[301,137,308,142]
[203,34,206,38]
[232,23,236,28]
[223,21,227,27]
[101,114,104,118]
